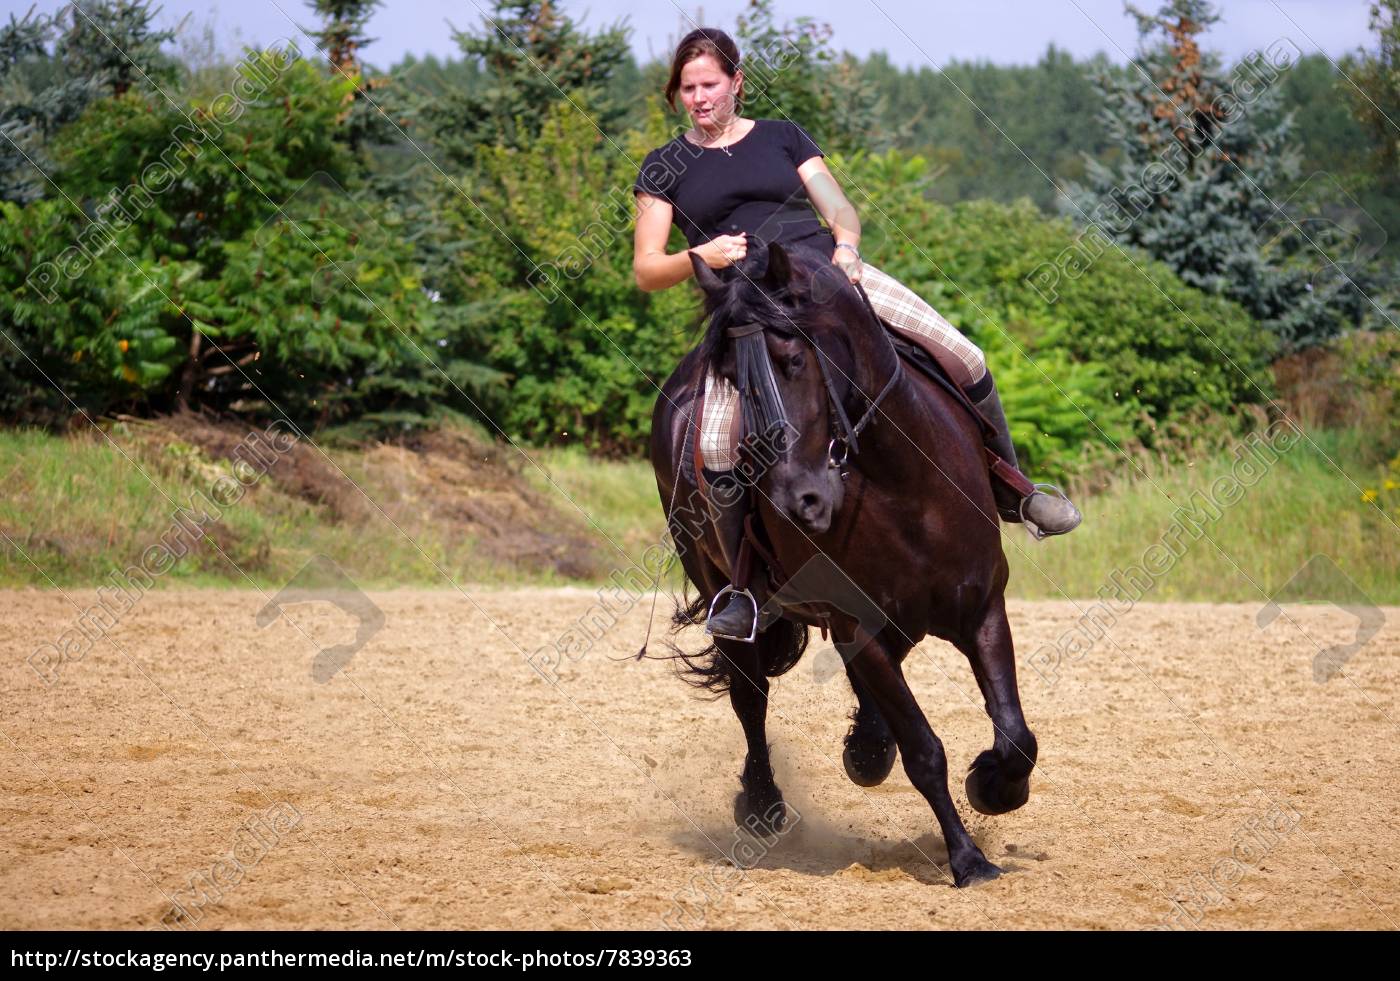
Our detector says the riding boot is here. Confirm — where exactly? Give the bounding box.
[700,467,759,642]
[972,373,1082,538]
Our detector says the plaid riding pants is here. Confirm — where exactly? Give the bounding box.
[698,263,988,470]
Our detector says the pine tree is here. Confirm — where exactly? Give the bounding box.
[1066,0,1368,349]
[298,1,400,154]
[0,2,177,204]
[1,9,63,203]
[425,0,631,167]
[734,0,898,155]
[1351,1,1400,171]
[303,0,378,77]
[53,0,180,99]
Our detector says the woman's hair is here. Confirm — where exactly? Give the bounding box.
[664,28,742,111]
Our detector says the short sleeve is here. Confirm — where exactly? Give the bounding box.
[633,147,676,202]
[784,121,824,166]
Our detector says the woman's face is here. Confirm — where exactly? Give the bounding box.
[678,54,742,129]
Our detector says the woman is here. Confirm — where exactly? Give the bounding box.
[633,28,1080,641]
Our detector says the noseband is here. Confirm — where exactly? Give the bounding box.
[724,280,902,478]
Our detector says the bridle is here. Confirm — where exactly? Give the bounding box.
[724,278,902,479]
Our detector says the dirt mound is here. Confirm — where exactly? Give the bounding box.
[157,411,358,519]
[355,427,604,580]
[147,412,606,580]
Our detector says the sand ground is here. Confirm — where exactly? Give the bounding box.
[2,587,1397,930]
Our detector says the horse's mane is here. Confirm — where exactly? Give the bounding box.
[696,242,862,373]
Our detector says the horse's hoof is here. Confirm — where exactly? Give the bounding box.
[952,854,1004,888]
[842,733,897,787]
[965,751,1031,816]
[734,790,788,838]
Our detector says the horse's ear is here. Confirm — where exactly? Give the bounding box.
[764,242,792,291]
[690,251,725,295]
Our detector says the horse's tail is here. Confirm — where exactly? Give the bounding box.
[663,595,809,696]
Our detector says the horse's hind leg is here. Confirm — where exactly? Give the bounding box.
[842,672,897,787]
[957,593,1038,816]
[846,636,1001,887]
[719,636,789,836]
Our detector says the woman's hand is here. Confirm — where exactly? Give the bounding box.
[833,245,862,284]
[691,233,748,270]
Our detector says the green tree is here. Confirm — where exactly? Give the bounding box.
[424,0,631,167]
[0,197,172,423]
[732,0,897,155]
[54,0,181,99]
[1067,0,1373,349]
[857,45,1114,209]
[1,2,178,205]
[1352,0,1400,170]
[296,0,408,160]
[0,7,69,204]
[1277,52,1400,266]
[2,47,452,428]
[301,0,378,77]
[454,100,694,452]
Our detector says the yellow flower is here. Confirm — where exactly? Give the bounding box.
[119,339,129,352]
[1361,489,1378,504]
[1386,479,1400,492]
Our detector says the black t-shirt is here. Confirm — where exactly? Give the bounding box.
[633,119,836,254]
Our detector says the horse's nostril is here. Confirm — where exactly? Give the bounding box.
[799,492,822,514]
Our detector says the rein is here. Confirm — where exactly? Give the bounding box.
[815,279,903,471]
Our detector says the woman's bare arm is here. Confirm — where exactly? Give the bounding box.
[798,157,861,248]
[633,193,697,291]
[633,192,750,291]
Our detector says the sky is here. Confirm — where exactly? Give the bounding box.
[2,1,1379,71]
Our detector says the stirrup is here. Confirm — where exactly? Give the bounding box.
[705,585,759,643]
[1019,482,1079,541]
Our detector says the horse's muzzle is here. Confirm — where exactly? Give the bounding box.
[780,471,843,534]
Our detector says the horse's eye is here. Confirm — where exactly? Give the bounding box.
[785,353,805,376]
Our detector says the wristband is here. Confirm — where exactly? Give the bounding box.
[835,242,861,259]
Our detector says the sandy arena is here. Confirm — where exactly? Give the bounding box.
[2,588,1397,930]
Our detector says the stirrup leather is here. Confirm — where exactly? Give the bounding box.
[705,585,759,643]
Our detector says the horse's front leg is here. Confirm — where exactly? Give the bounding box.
[845,632,1002,887]
[956,592,1037,816]
[717,637,789,837]
[842,671,898,787]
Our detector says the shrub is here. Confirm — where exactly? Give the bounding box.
[832,148,1273,478]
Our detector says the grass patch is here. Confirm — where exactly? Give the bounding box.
[3,419,1395,604]
[520,447,665,566]
[1008,427,1400,604]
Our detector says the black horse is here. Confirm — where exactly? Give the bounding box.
[649,242,1037,887]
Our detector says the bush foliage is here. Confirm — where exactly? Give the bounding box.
[2,0,1393,481]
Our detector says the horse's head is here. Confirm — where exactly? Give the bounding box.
[691,241,882,535]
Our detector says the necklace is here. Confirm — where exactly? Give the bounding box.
[696,122,738,156]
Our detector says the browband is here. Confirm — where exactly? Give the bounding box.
[726,322,765,338]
